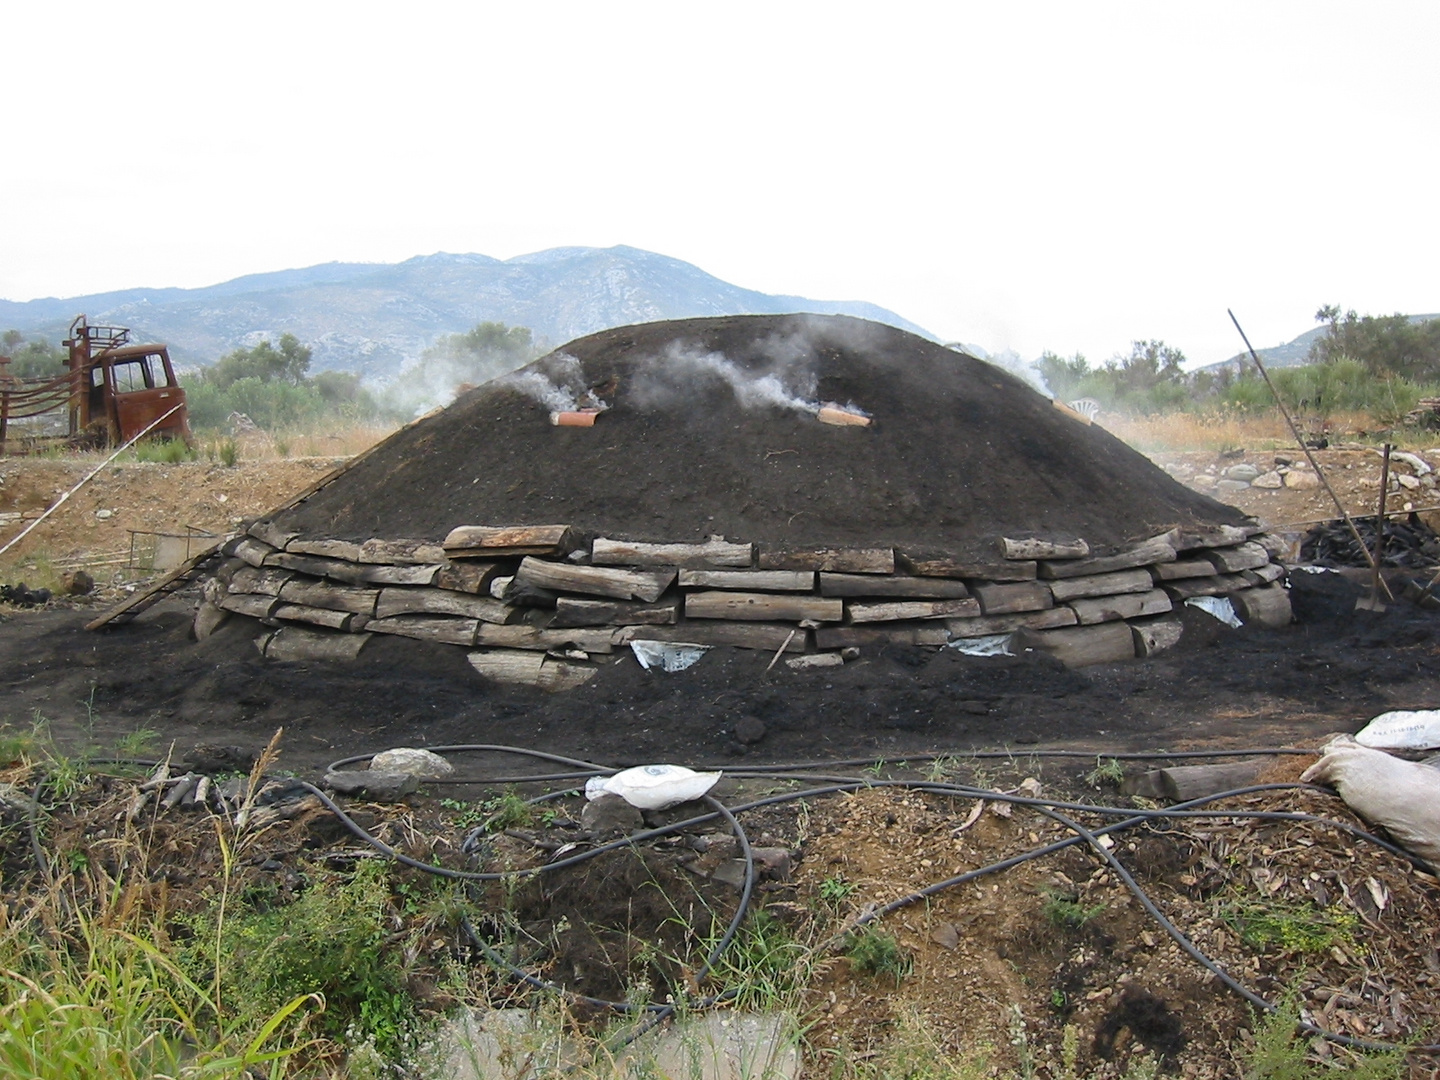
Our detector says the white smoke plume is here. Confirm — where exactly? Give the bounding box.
[495,353,599,414]
[630,340,821,415]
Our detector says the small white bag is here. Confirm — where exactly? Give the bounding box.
[1354,709,1440,751]
[1300,735,1440,865]
[584,764,722,810]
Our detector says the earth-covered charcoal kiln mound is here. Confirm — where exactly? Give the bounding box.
[198,315,1292,688]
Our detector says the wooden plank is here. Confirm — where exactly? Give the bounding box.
[359,538,448,565]
[551,597,680,628]
[678,569,815,592]
[366,614,479,645]
[1067,588,1172,625]
[944,607,1078,638]
[1039,539,1177,580]
[1152,558,1220,581]
[233,537,275,568]
[272,603,355,631]
[685,591,843,623]
[757,547,895,574]
[1013,622,1136,667]
[1230,584,1292,628]
[815,623,951,648]
[627,623,807,652]
[248,519,299,550]
[277,578,379,616]
[375,586,514,623]
[998,537,1089,561]
[516,557,675,603]
[443,524,577,558]
[264,626,371,662]
[434,561,502,594]
[1204,541,1270,573]
[467,649,597,692]
[218,593,279,619]
[474,624,623,653]
[971,582,1054,615]
[1046,569,1155,603]
[1130,614,1184,658]
[819,573,971,599]
[898,552,1038,581]
[228,565,294,596]
[592,536,754,568]
[285,537,365,561]
[1160,524,1251,553]
[847,598,980,623]
[1161,573,1253,599]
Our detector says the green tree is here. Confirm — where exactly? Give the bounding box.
[0,332,68,378]
[1035,351,1091,398]
[417,321,537,384]
[1308,305,1440,381]
[201,333,312,389]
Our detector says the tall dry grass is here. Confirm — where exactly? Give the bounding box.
[1104,410,1382,453]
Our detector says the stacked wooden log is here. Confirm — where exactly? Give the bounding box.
[200,518,1292,688]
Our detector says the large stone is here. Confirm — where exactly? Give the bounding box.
[581,793,643,838]
[622,1010,801,1080]
[1225,463,1260,481]
[1251,471,1284,489]
[321,769,419,801]
[370,747,455,779]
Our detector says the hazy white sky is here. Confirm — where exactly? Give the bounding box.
[4,2,1436,366]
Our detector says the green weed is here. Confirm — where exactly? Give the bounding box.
[128,439,194,464]
[1041,888,1107,930]
[819,875,858,906]
[1243,994,1406,1079]
[1223,899,1357,955]
[1085,757,1125,789]
[844,926,910,985]
[218,438,240,466]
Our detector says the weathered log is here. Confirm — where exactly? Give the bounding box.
[677,569,815,592]
[1205,541,1270,573]
[1161,573,1254,599]
[474,624,623,654]
[263,626,371,662]
[434,561,503,594]
[218,593,279,619]
[271,603,355,630]
[815,623,950,648]
[265,550,441,587]
[1152,558,1220,581]
[1046,569,1156,603]
[232,537,275,568]
[944,607,1078,638]
[359,538,448,565]
[1130,613,1184,657]
[847,598,981,623]
[514,558,674,603]
[685,591,843,623]
[1248,562,1286,584]
[375,586,513,623]
[366,615,480,645]
[247,519,299,551]
[1160,524,1251,553]
[277,578,379,616]
[1013,622,1136,668]
[1125,761,1264,801]
[1067,588,1172,625]
[193,601,229,641]
[227,566,293,596]
[592,537,754,568]
[971,582,1054,615]
[819,573,971,599]
[467,649,597,692]
[551,596,679,628]
[443,525,577,558]
[356,563,442,586]
[627,623,806,651]
[1039,539,1177,579]
[786,653,845,670]
[285,537,365,561]
[897,552,1038,581]
[998,537,1089,561]
[1230,584,1292,628]
[757,547,895,574]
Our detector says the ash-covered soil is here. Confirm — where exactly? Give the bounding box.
[276,315,1248,556]
[3,571,1437,774]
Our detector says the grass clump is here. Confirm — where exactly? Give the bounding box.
[844,925,910,985]
[1084,757,1125,789]
[128,438,195,464]
[1223,899,1357,955]
[1243,995,1406,1079]
[1041,888,1107,930]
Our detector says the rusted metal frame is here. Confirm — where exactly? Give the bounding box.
[1228,309,1393,600]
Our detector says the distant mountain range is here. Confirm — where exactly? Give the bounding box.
[0,247,932,381]
[1208,312,1440,373]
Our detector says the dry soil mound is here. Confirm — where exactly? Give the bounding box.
[276,315,1248,557]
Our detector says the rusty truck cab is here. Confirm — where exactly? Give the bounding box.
[65,316,191,445]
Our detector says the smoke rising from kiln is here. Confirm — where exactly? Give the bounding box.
[496,353,592,413]
[631,338,821,415]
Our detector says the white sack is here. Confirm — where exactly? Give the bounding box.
[1354,710,1440,751]
[1300,735,1440,866]
[584,764,722,810]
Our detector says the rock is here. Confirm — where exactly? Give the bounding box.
[1216,479,1251,493]
[369,747,455,779]
[711,859,749,889]
[321,769,419,801]
[752,846,793,881]
[622,1009,801,1080]
[734,716,767,745]
[187,745,256,773]
[1274,455,1293,467]
[1224,463,1260,482]
[0,781,40,817]
[1284,470,1320,489]
[1251,471,1284,489]
[1397,473,1421,490]
[433,1008,577,1080]
[61,570,94,596]
[580,793,643,838]
[95,509,114,520]
[930,922,961,950]
[1190,475,1216,489]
